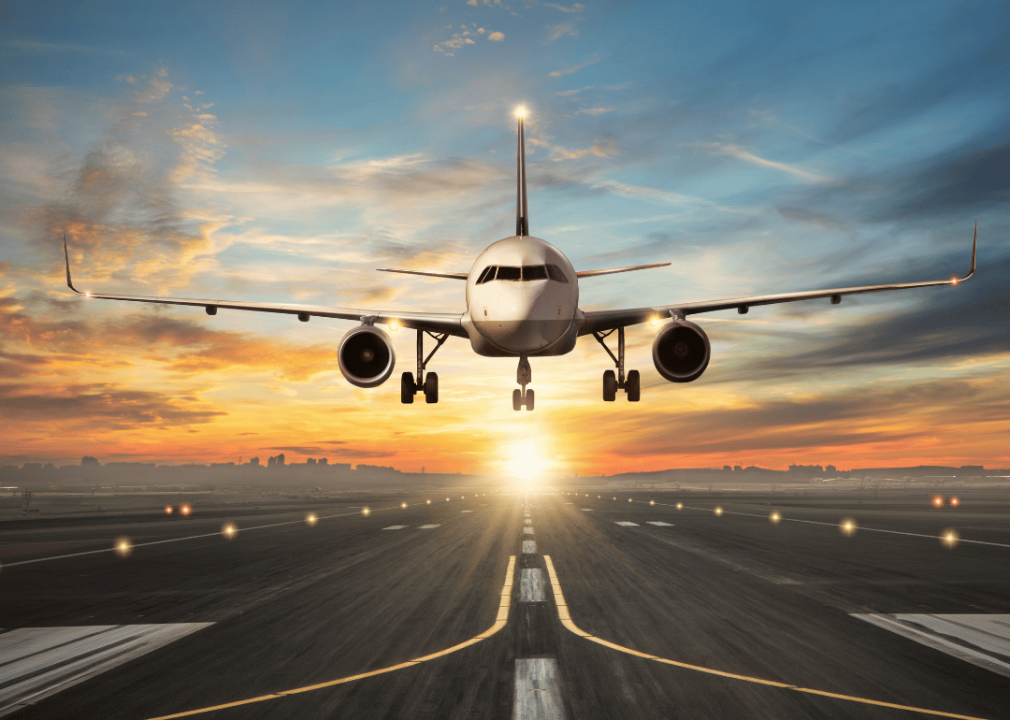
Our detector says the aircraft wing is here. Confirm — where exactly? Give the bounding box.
[576,262,671,278]
[63,238,467,337]
[579,223,977,336]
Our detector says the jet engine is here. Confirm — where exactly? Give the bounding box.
[338,326,396,388]
[652,320,710,383]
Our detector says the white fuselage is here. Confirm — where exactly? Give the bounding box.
[462,235,583,357]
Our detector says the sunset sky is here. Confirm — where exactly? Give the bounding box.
[2,0,1007,477]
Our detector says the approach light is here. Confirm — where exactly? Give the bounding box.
[950,496,960,507]
[165,505,173,515]
[676,502,683,510]
[840,518,857,536]
[361,507,371,516]
[933,495,944,508]
[427,499,431,504]
[714,506,723,516]
[306,513,317,526]
[222,523,237,539]
[597,495,601,499]
[446,497,450,502]
[941,528,959,549]
[770,511,781,524]
[650,500,655,506]
[180,504,192,517]
[628,498,633,503]
[401,502,407,509]
[115,537,132,557]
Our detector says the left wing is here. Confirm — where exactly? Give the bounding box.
[580,223,977,336]
[576,262,670,278]
[63,238,467,337]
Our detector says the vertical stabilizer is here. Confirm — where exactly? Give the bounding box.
[516,112,529,237]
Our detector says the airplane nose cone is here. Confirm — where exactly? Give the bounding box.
[479,283,569,353]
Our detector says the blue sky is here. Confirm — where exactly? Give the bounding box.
[1,0,1007,475]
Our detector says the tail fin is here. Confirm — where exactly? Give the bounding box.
[516,111,529,237]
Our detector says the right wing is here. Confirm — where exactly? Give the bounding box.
[576,262,670,278]
[580,223,977,336]
[63,238,467,337]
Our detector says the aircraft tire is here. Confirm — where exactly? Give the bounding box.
[627,370,641,402]
[526,389,535,411]
[603,370,617,402]
[401,372,415,404]
[513,389,522,411]
[424,372,439,404]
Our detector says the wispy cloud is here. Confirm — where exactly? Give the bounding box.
[545,3,585,12]
[546,22,578,43]
[551,139,617,161]
[548,54,601,78]
[690,141,831,183]
[5,39,128,55]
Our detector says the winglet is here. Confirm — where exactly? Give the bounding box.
[63,235,82,294]
[515,109,529,237]
[965,220,977,280]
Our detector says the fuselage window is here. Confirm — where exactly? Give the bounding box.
[546,264,569,283]
[522,265,549,281]
[475,266,495,284]
[496,266,521,281]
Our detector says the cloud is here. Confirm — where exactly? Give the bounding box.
[689,142,830,183]
[577,107,610,116]
[487,31,505,42]
[551,140,618,161]
[546,23,578,43]
[548,55,601,78]
[545,3,585,12]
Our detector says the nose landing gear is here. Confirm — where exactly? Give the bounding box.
[593,326,640,402]
[513,355,535,411]
[401,329,448,404]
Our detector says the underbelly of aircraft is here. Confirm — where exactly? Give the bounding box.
[467,317,578,357]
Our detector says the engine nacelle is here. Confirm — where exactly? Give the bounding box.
[652,320,710,383]
[338,326,396,388]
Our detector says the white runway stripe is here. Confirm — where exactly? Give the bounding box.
[519,568,546,602]
[524,519,532,525]
[461,510,472,513]
[382,526,407,530]
[0,624,212,714]
[614,521,639,527]
[512,658,565,719]
[647,521,674,527]
[523,527,534,535]
[522,540,537,554]
[581,508,592,512]
[853,614,1010,678]
[418,525,440,530]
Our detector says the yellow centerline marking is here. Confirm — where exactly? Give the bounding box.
[146,555,516,720]
[543,555,992,720]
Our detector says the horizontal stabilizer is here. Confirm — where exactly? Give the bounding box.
[376,268,469,280]
[576,263,670,278]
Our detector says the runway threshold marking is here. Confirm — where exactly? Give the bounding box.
[643,501,1010,549]
[3,502,432,568]
[513,658,565,720]
[542,555,992,720]
[145,555,517,720]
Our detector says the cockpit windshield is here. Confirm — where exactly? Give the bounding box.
[475,264,568,284]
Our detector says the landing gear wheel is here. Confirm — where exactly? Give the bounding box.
[603,370,617,402]
[401,372,415,404]
[525,389,534,411]
[626,370,640,402]
[424,372,439,404]
[513,389,522,411]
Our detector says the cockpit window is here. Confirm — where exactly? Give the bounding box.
[476,264,568,283]
[496,266,521,281]
[546,264,568,283]
[522,265,548,281]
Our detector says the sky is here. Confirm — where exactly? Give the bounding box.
[1,0,1007,478]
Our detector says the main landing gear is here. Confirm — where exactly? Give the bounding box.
[592,326,640,402]
[513,355,534,411]
[401,329,448,404]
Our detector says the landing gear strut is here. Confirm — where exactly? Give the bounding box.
[592,326,640,402]
[513,355,534,411]
[401,329,448,404]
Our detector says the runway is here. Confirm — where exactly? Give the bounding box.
[1,491,1008,719]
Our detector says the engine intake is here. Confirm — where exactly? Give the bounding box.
[653,320,710,383]
[338,326,396,388]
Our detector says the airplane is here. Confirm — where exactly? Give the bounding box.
[63,108,977,411]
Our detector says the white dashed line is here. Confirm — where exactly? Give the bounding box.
[519,568,546,602]
[523,527,534,535]
[614,521,639,527]
[513,658,565,720]
[523,540,537,554]
[382,526,407,531]
[647,521,674,527]
[581,508,592,512]
[461,510,472,514]
[418,525,441,530]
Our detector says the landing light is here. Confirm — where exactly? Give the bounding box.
[840,518,857,536]
[388,320,400,331]
[941,528,959,549]
[222,523,237,539]
[115,537,132,557]
[85,291,92,297]
[649,315,662,328]
[952,277,958,285]
[516,105,527,118]
[714,506,723,516]
[770,511,781,524]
